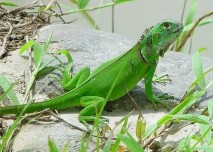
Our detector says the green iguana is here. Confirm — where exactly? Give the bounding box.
[0,20,183,124]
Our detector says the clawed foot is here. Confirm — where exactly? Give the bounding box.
[155,93,174,100]
[149,93,174,110]
[152,74,171,86]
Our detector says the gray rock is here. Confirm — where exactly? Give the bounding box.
[1,24,212,151]
[36,24,213,109]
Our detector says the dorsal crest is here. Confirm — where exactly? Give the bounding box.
[140,26,154,41]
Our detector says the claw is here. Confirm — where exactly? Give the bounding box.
[155,93,174,100]
[152,74,172,86]
[149,93,174,110]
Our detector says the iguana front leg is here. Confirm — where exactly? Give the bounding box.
[145,63,159,108]
[145,63,172,108]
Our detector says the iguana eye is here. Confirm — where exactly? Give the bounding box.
[163,22,170,28]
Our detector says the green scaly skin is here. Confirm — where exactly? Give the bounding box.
[0,20,183,124]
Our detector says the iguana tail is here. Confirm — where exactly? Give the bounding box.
[0,92,80,115]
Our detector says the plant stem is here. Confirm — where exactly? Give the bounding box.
[52,2,117,16]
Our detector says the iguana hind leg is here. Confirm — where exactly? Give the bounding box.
[79,96,108,129]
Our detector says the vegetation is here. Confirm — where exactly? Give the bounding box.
[0,0,212,151]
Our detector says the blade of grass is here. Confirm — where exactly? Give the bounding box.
[185,0,198,25]
[176,11,213,51]
[33,41,43,68]
[207,101,213,119]
[43,34,52,54]
[111,114,129,152]
[54,0,133,16]
[183,18,213,32]
[24,35,53,100]
[169,114,209,124]
[180,0,187,22]
[78,0,89,9]
[145,69,213,138]
[117,131,144,152]
[198,115,211,142]
[192,48,206,89]
[48,137,60,152]
[0,1,19,6]
[0,75,19,104]
[19,40,35,55]
[68,0,100,29]
[175,0,198,51]
[0,103,30,151]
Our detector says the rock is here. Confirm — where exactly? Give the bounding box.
[36,24,213,109]
[0,24,212,151]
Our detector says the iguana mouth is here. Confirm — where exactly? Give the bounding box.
[172,23,183,33]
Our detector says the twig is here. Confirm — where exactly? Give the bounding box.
[0,17,37,31]
[0,108,51,120]
[8,0,39,14]
[26,36,33,102]
[0,22,13,58]
[176,10,213,51]
[52,2,117,16]
[48,111,89,133]
[125,85,143,117]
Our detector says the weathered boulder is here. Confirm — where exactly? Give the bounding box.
[0,24,212,151]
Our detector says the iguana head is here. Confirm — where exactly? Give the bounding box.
[151,20,183,57]
[141,20,183,62]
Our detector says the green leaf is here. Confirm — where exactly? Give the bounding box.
[192,48,206,89]
[38,57,56,73]
[136,115,146,140]
[61,141,69,152]
[0,2,19,6]
[199,115,211,142]
[115,0,133,4]
[176,0,198,51]
[80,133,86,152]
[33,42,43,67]
[0,82,15,103]
[178,136,192,151]
[48,137,60,152]
[194,146,213,151]
[145,89,208,138]
[0,103,30,151]
[185,0,198,25]
[39,5,46,11]
[19,40,34,55]
[58,50,73,64]
[171,114,209,124]
[144,123,158,138]
[111,112,130,152]
[145,68,213,139]
[103,134,113,152]
[117,132,144,152]
[0,75,19,105]
[43,34,52,54]
[36,66,58,80]
[189,67,213,89]
[78,0,89,9]
[183,18,213,32]
[208,101,213,119]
